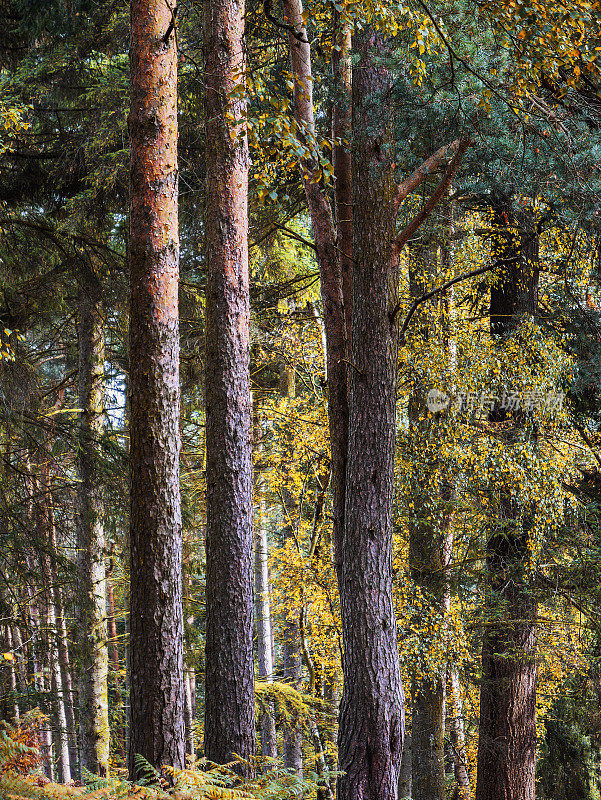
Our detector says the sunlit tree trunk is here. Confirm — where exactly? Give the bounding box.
[254,421,277,761]
[183,667,195,759]
[34,474,71,784]
[5,625,19,720]
[448,669,471,799]
[11,623,28,712]
[77,276,109,777]
[203,0,255,772]
[106,568,125,761]
[128,0,185,776]
[278,365,303,776]
[53,584,77,774]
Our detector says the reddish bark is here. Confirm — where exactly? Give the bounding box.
[337,30,406,800]
[128,0,185,776]
[203,0,256,772]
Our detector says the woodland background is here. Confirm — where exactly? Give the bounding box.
[2,0,601,799]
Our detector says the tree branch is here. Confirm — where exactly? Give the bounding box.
[393,136,472,253]
[264,0,308,42]
[398,256,518,342]
[392,138,470,217]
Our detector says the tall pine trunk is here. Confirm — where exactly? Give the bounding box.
[337,31,406,800]
[128,0,185,775]
[77,280,109,777]
[203,0,255,771]
[475,205,539,800]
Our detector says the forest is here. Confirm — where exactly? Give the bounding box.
[1,0,601,798]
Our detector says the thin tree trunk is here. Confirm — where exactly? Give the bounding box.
[77,277,109,777]
[448,669,471,800]
[44,465,77,774]
[11,623,28,710]
[129,0,185,776]
[183,668,195,759]
[5,625,19,720]
[442,479,471,800]
[46,593,71,783]
[283,0,348,587]
[24,554,53,780]
[398,733,412,800]
[337,30,406,800]
[279,365,303,776]
[203,0,255,772]
[332,10,353,345]
[254,442,277,762]
[106,571,125,761]
[475,205,539,800]
[53,584,77,775]
[407,238,446,800]
[37,477,71,784]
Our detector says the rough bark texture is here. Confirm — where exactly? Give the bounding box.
[203,0,255,771]
[129,0,185,776]
[475,206,539,800]
[77,279,109,777]
[337,30,406,800]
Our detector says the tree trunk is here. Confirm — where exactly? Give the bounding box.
[5,625,19,720]
[53,584,77,775]
[46,593,72,784]
[448,669,471,800]
[337,29,406,800]
[475,205,539,800]
[332,10,353,345]
[183,668,195,759]
[283,0,348,586]
[36,477,71,784]
[46,503,78,776]
[106,571,125,761]
[279,365,303,776]
[254,451,277,761]
[398,733,412,800]
[283,619,304,775]
[77,278,109,777]
[128,0,184,776]
[407,237,446,800]
[11,623,28,711]
[203,0,255,772]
